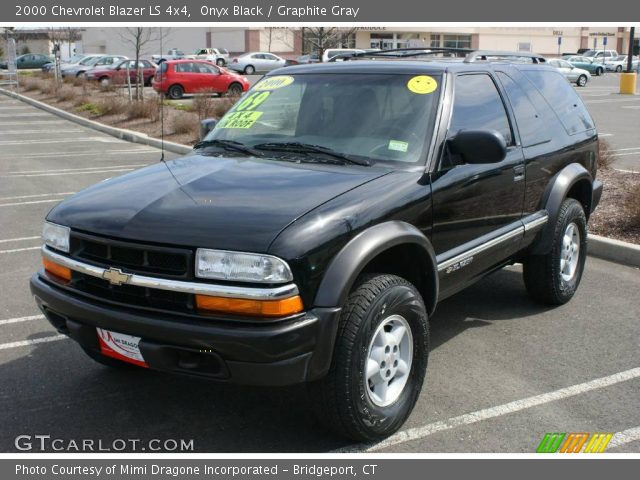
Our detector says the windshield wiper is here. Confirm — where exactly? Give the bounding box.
[253,142,371,166]
[193,139,262,157]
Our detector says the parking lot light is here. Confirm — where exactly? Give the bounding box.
[620,27,637,95]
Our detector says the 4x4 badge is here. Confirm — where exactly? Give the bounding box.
[102,267,132,286]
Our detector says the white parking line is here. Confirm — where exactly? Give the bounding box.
[334,367,640,453]
[0,192,75,201]
[0,246,40,254]
[609,147,640,152]
[0,149,159,159]
[2,168,135,178]
[0,236,40,244]
[6,164,147,175]
[0,314,44,326]
[0,137,126,146]
[0,335,66,350]
[0,198,65,207]
[609,426,640,450]
[0,129,85,135]
[610,152,640,158]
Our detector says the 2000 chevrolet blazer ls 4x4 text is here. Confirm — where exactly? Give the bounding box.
[31,51,603,441]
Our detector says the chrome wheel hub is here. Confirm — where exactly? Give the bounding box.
[560,222,580,282]
[365,314,413,407]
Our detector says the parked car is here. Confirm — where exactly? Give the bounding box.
[61,55,128,78]
[151,48,185,64]
[33,51,602,442]
[228,52,287,74]
[561,55,605,76]
[297,53,320,64]
[604,55,640,72]
[322,48,366,62]
[84,59,157,86]
[41,54,85,73]
[582,49,618,60]
[188,48,229,66]
[0,53,53,69]
[548,58,591,86]
[152,59,250,99]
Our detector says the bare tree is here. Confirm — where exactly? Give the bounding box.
[65,27,81,57]
[118,27,169,101]
[299,27,358,60]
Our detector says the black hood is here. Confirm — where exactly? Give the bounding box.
[47,154,390,253]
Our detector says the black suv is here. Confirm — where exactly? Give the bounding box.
[31,50,602,442]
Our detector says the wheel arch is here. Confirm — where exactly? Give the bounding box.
[530,163,593,255]
[314,221,439,316]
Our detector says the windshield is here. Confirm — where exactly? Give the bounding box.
[204,73,441,165]
[79,56,101,65]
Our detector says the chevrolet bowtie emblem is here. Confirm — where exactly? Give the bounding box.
[102,267,132,286]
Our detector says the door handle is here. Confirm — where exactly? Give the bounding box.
[513,165,525,182]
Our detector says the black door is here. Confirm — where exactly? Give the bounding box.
[431,73,525,297]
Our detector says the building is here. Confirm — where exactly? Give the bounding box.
[1,28,79,59]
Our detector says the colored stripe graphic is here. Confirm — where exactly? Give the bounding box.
[560,433,590,453]
[584,433,614,453]
[537,433,566,453]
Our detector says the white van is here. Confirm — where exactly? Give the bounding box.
[322,48,366,62]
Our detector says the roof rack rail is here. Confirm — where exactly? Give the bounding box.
[330,47,547,64]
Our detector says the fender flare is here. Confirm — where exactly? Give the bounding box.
[314,221,439,316]
[530,163,593,255]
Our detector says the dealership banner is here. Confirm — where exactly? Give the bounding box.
[4,459,639,479]
[3,0,640,22]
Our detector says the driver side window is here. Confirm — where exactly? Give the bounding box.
[442,73,513,170]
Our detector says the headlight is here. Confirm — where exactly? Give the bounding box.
[42,221,70,253]
[196,249,293,283]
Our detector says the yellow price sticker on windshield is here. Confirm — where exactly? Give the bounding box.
[218,111,263,129]
[407,75,438,94]
[253,75,295,91]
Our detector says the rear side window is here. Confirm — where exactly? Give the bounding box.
[496,72,551,147]
[522,69,595,135]
[449,74,513,145]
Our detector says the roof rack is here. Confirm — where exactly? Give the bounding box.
[330,48,547,64]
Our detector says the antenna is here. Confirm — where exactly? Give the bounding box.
[159,27,165,162]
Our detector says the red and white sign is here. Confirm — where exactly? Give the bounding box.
[96,328,148,368]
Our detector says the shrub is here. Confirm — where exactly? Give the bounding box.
[76,97,127,117]
[598,138,614,170]
[171,112,195,135]
[211,97,236,119]
[56,85,76,102]
[39,80,58,96]
[192,90,217,120]
[76,103,102,115]
[73,76,87,88]
[126,99,160,121]
[626,184,640,228]
[22,78,43,92]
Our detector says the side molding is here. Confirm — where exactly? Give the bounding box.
[530,163,592,255]
[314,221,438,315]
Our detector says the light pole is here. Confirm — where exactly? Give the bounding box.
[620,27,637,94]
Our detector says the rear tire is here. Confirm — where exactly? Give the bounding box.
[616,65,623,72]
[308,274,429,441]
[216,58,225,66]
[596,67,604,76]
[168,84,184,100]
[243,65,255,75]
[523,198,587,305]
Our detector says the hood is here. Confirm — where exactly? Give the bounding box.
[47,154,390,253]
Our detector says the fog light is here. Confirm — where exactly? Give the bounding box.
[195,294,303,317]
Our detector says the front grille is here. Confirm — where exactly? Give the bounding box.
[70,232,192,279]
[71,273,194,313]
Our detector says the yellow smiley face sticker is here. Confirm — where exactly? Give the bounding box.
[407,75,438,94]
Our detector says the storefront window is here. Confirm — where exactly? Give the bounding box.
[443,35,471,49]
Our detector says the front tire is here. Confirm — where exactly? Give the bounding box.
[577,74,588,87]
[523,198,587,305]
[616,65,623,72]
[216,58,225,66]
[226,82,243,96]
[308,274,429,441]
[596,67,604,76]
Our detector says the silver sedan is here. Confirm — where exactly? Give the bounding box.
[227,52,287,75]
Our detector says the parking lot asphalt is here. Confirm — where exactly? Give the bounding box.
[574,72,640,172]
[0,84,639,454]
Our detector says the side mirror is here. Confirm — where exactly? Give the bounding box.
[448,129,507,164]
[199,118,218,140]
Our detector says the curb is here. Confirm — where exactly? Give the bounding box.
[0,87,192,155]
[588,234,640,268]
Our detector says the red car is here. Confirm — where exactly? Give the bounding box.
[152,59,250,99]
[85,59,157,86]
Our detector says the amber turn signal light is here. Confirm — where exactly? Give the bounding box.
[195,294,304,317]
[43,258,72,282]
